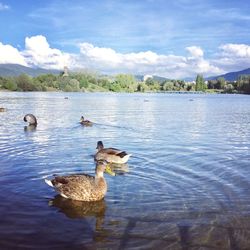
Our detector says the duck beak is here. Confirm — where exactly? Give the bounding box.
[105,165,116,176]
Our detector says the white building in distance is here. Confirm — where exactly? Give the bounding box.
[143,74,153,82]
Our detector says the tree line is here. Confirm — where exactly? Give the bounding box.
[194,74,250,94]
[0,72,249,94]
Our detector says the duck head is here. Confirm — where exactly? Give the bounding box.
[96,160,115,177]
[96,141,104,151]
[80,116,85,122]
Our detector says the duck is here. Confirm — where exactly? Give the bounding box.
[45,160,115,201]
[0,107,6,112]
[95,141,131,164]
[24,114,37,126]
[80,116,93,126]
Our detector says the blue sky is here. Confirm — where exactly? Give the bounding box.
[0,0,250,78]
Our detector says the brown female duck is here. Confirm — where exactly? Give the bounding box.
[45,160,115,201]
[80,116,93,126]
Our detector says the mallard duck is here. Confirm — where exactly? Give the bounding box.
[45,160,115,201]
[0,107,6,112]
[24,114,37,126]
[95,141,131,164]
[80,116,93,126]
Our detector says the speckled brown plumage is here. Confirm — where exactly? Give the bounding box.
[45,161,114,201]
[52,174,107,201]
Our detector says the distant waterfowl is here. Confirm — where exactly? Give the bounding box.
[0,107,6,112]
[45,160,115,201]
[24,114,37,126]
[80,116,93,126]
[95,141,131,164]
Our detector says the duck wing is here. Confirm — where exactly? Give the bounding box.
[103,148,128,158]
[52,176,69,185]
[52,174,93,187]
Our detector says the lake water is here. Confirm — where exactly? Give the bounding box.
[0,92,250,249]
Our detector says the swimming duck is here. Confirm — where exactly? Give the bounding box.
[24,114,37,126]
[45,160,115,201]
[80,116,93,126]
[0,107,6,112]
[95,141,131,164]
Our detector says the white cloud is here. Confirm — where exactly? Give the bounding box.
[186,46,204,58]
[22,35,71,69]
[77,43,222,78]
[212,43,250,72]
[0,42,27,65]
[220,43,250,58]
[0,35,250,78]
[0,2,9,11]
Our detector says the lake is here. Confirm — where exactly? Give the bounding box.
[0,92,250,249]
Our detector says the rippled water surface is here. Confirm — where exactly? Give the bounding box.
[0,92,250,249]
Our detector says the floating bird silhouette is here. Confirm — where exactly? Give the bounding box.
[80,116,93,126]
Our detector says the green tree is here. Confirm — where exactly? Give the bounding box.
[162,81,174,91]
[186,84,194,91]
[16,74,35,91]
[195,74,205,91]
[207,80,216,89]
[137,83,148,92]
[216,77,226,89]
[115,74,137,92]
[224,83,234,93]
[67,79,80,92]
[237,75,250,94]
[0,77,17,91]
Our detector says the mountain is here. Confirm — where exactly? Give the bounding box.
[206,68,250,81]
[0,64,60,77]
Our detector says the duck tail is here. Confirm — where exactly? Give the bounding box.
[44,178,54,187]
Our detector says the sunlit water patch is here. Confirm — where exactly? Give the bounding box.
[0,92,250,249]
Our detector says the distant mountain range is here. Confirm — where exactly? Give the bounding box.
[0,63,249,81]
[206,68,250,81]
[0,64,60,77]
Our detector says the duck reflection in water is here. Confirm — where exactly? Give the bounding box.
[49,195,111,240]
[110,163,129,175]
[24,114,37,132]
[49,195,106,220]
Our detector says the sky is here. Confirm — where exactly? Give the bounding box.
[0,0,250,79]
